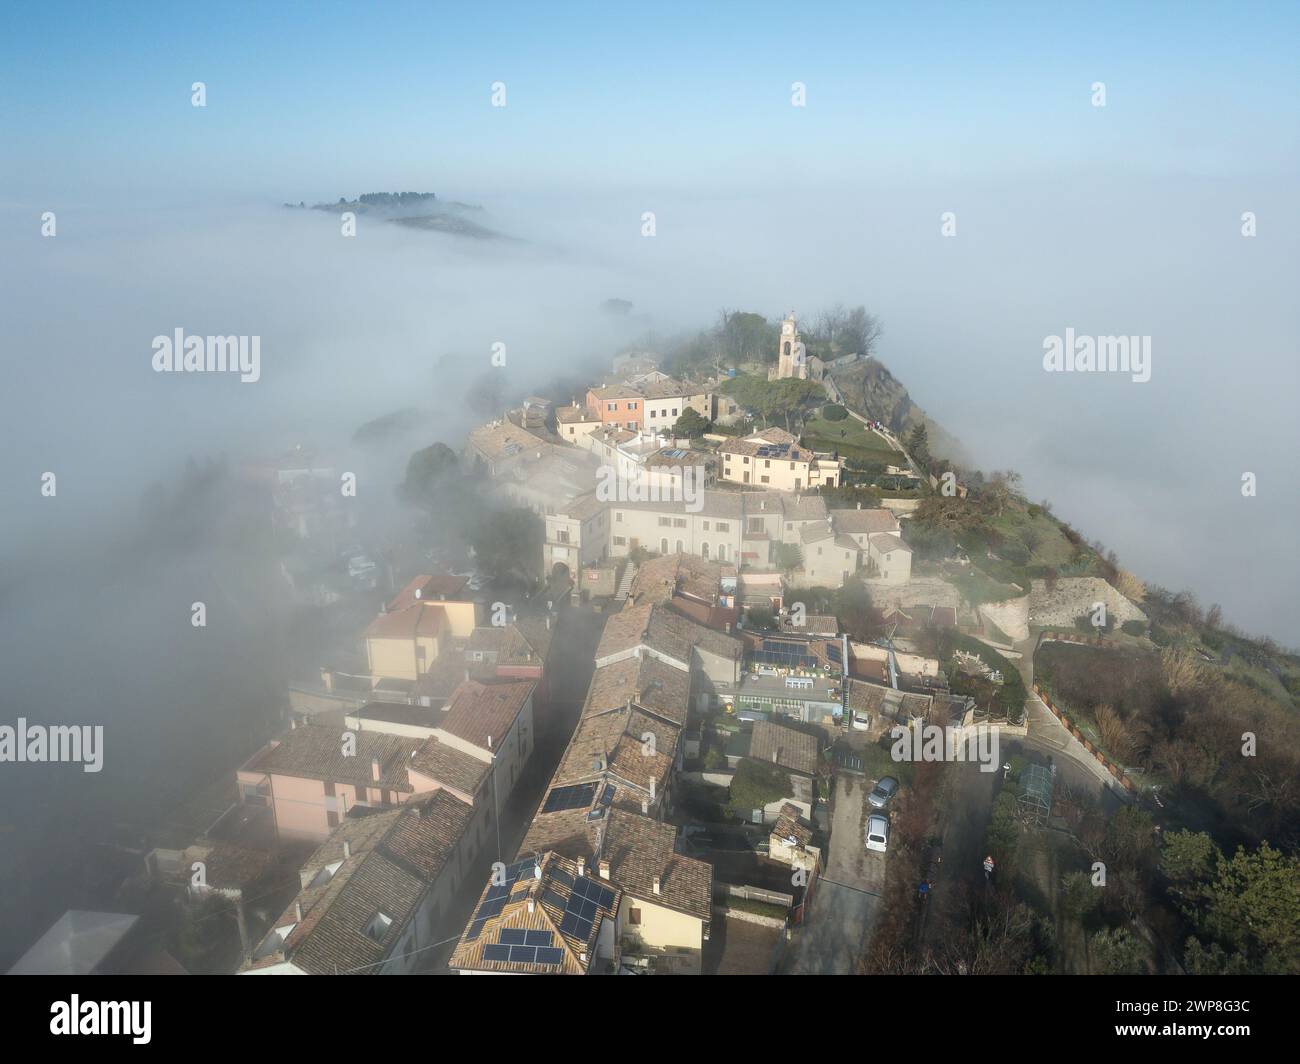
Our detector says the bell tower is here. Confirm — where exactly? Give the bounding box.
[777,313,804,379]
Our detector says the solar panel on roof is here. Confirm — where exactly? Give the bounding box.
[571,877,616,911]
[508,945,538,963]
[524,930,553,947]
[599,784,615,806]
[536,947,565,966]
[483,944,511,961]
[466,917,488,942]
[500,928,528,945]
[542,782,598,813]
[559,911,593,940]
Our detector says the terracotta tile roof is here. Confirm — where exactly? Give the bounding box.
[600,810,712,922]
[467,418,545,461]
[244,724,413,792]
[772,803,813,849]
[637,377,695,399]
[467,616,554,668]
[780,614,839,636]
[749,720,820,777]
[556,405,599,424]
[583,655,691,727]
[450,852,620,975]
[554,707,678,801]
[629,552,724,607]
[364,600,448,641]
[845,679,933,723]
[407,737,491,797]
[247,792,473,975]
[440,679,536,753]
[595,602,741,668]
[831,508,900,535]
[589,384,642,401]
[869,532,911,554]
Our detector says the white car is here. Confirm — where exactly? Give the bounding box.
[865,814,889,853]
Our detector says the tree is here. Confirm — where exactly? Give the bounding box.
[1060,871,1101,922]
[905,423,930,468]
[468,505,542,584]
[399,442,461,512]
[1090,927,1147,974]
[773,543,804,576]
[1185,842,1300,974]
[672,408,710,438]
[1160,830,1220,888]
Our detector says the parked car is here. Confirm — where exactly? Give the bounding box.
[865,814,889,853]
[868,776,899,809]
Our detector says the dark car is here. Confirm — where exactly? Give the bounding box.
[868,776,899,809]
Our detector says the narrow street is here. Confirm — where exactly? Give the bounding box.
[416,604,605,972]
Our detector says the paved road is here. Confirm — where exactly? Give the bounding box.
[784,773,886,974]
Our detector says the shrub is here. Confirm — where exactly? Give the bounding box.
[1121,619,1146,637]
[822,403,848,421]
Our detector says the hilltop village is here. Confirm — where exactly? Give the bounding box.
[23,312,1293,979]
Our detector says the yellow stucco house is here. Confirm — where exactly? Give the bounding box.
[364,574,477,683]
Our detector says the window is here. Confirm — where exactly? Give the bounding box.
[761,476,769,484]
[607,402,616,412]
[558,529,569,543]
[614,535,626,546]
[661,538,668,553]
[743,456,750,464]
[716,522,729,532]
[658,517,672,527]
[616,511,624,522]
[672,408,678,416]
[364,911,393,942]
[702,521,709,531]
[629,907,642,926]
[764,460,770,468]
[673,518,687,528]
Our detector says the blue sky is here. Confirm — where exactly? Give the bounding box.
[3,1,1297,204]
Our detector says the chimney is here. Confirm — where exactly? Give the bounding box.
[527,896,535,913]
[342,840,351,858]
[289,717,298,730]
[577,856,585,877]
[371,757,381,781]
[652,875,661,896]
[598,860,610,880]
[487,734,493,751]
[294,901,303,921]
[641,797,649,814]
[649,777,656,800]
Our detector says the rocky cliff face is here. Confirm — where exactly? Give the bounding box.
[829,358,966,462]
